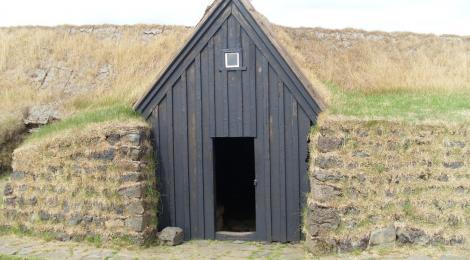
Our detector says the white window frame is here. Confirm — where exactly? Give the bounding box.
[225,52,240,68]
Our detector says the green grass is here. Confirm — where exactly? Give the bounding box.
[85,234,103,247]
[0,173,8,181]
[0,226,33,238]
[26,104,142,142]
[402,199,414,217]
[327,82,470,123]
[0,226,140,249]
[0,226,55,242]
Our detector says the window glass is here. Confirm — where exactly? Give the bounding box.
[225,52,240,68]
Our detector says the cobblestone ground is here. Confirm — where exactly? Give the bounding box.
[0,235,468,260]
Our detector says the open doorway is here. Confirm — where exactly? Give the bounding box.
[214,138,256,234]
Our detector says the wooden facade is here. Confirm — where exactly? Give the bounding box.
[135,0,323,242]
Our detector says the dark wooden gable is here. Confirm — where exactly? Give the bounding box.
[134,0,323,242]
[134,0,323,121]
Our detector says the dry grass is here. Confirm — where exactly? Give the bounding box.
[0,25,191,113]
[275,27,470,93]
[0,24,469,143]
[1,25,468,118]
[0,25,191,149]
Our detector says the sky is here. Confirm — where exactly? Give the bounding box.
[1,0,469,36]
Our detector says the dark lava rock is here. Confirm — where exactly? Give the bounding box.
[317,136,344,153]
[315,155,343,170]
[443,162,464,169]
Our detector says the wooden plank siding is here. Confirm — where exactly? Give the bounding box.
[144,0,319,242]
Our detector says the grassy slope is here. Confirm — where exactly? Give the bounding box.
[0,24,469,144]
[26,105,141,142]
[0,25,191,144]
[271,26,470,123]
[276,27,470,92]
[327,83,470,123]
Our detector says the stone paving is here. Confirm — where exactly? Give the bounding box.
[0,235,469,260]
[0,235,306,260]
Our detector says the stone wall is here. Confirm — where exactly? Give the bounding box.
[305,117,469,254]
[1,121,157,244]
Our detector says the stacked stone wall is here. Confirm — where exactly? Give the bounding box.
[1,121,157,244]
[305,117,469,254]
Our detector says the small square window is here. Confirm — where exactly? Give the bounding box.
[225,52,240,68]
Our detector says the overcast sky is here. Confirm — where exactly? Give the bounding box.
[1,0,469,36]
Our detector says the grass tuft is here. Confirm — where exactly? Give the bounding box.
[85,235,103,247]
[26,104,141,142]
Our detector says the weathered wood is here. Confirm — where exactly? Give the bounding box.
[137,0,321,242]
[207,39,216,138]
[172,76,187,237]
[255,49,272,241]
[214,20,229,137]
[187,61,201,238]
[231,4,319,121]
[285,89,301,241]
[180,72,191,239]
[254,47,266,240]
[154,98,170,229]
[215,231,256,241]
[278,80,287,243]
[269,64,281,242]
[201,43,216,239]
[195,54,205,238]
[241,29,257,137]
[136,1,232,118]
[167,89,176,227]
[227,16,243,137]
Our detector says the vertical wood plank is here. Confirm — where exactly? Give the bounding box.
[231,3,320,119]
[285,89,301,241]
[195,54,205,237]
[154,99,170,229]
[172,76,189,237]
[278,80,287,243]
[260,52,272,241]
[201,44,215,238]
[208,39,216,137]
[167,88,176,227]
[214,20,229,137]
[241,29,257,137]
[254,47,266,240]
[138,1,233,118]
[187,60,201,238]
[269,64,281,242]
[182,71,191,238]
[227,16,243,137]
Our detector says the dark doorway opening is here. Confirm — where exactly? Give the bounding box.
[214,138,256,234]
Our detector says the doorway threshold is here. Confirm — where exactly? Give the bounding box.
[215,231,256,241]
